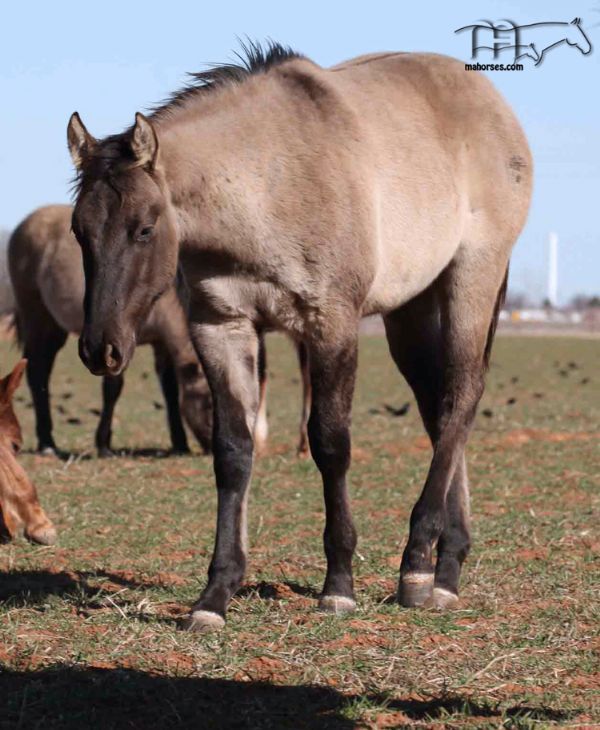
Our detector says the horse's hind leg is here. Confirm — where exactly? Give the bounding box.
[296,341,311,456]
[254,332,269,456]
[96,374,124,456]
[384,286,444,605]
[384,252,508,607]
[21,309,68,455]
[153,343,190,454]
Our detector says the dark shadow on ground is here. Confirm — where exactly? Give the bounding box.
[0,665,579,729]
[21,447,200,461]
[0,569,168,608]
[237,580,320,600]
[21,447,93,462]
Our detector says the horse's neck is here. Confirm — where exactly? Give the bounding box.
[156,83,278,250]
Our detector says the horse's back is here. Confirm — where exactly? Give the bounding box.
[9,205,85,333]
[321,53,532,312]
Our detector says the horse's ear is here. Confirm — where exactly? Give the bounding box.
[0,359,27,402]
[130,112,159,169]
[67,112,96,170]
[571,17,581,25]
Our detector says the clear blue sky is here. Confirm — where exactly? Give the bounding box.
[1,0,598,304]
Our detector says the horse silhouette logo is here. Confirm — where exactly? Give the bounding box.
[455,18,592,66]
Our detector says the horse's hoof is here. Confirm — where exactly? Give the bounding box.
[171,447,191,456]
[97,448,115,459]
[39,446,58,457]
[181,610,225,632]
[318,595,357,614]
[26,524,57,546]
[398,572,434,607]
[425,586,459,610]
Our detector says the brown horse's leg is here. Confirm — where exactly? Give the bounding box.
[432,454,470,607]
[23,320,68,455]
[385,256,508,607]
[153,343,190,454]
[95,374,124,456]
[183,319,260,631]
[254,332,268,456]
[384,287,443,605]
[296,342,311,456]
[308,334,358,614]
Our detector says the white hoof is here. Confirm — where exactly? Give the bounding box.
[426,586,459,610]
[40,447,57,457]
[318,595,357,614]
[181,610,225,632]
[26,525,57,546]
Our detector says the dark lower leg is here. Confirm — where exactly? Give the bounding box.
[432,455,470,604]
[383,301,442,606]
[297,341,311,455]
[96,374,124,455]
[254,332,268,453]
[184,319,260,630]
[399,382,481,606]
[24,336,66,453]
[194,476,251,619]
[155,347,189,453]
[308,338,358,612]
[187,397,254,623]
[398,443,456,605]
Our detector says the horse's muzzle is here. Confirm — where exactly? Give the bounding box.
[79,334,126,376]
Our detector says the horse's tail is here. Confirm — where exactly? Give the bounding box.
[483,264,509,370]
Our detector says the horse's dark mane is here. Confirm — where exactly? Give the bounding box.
[150,39,302,121]
[71,40,301,196]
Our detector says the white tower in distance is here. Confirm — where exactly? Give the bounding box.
[548,232,558,308]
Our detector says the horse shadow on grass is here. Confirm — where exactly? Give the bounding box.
[0,664,580,729]
[0,568,162,609]
[0,570,324,628]
[21,447,200,462]
[236,580,320,600]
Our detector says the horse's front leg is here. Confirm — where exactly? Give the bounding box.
[183,319,260,632]
[308,333,359,614]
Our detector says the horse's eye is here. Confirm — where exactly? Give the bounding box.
[135,225,154,243]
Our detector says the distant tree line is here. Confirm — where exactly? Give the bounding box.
[505,290,600,311]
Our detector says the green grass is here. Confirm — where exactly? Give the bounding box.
[1,334,598,729]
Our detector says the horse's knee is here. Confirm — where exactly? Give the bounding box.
[307,416,350,477]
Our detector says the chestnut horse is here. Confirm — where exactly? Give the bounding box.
[67,44,532,629]
[0,360,56,545]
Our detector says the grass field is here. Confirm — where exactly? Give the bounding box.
[0,334,598,729]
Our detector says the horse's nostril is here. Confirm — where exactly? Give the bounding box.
[104,343,122,371]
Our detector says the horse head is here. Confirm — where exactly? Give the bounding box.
[567,18,592,55]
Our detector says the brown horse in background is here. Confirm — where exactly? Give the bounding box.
[67,44,532,630]
[8,205,310,457]
[0,359,56,545]
[9,205,212,456]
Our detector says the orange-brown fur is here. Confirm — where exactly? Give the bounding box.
[0,360,56,545]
